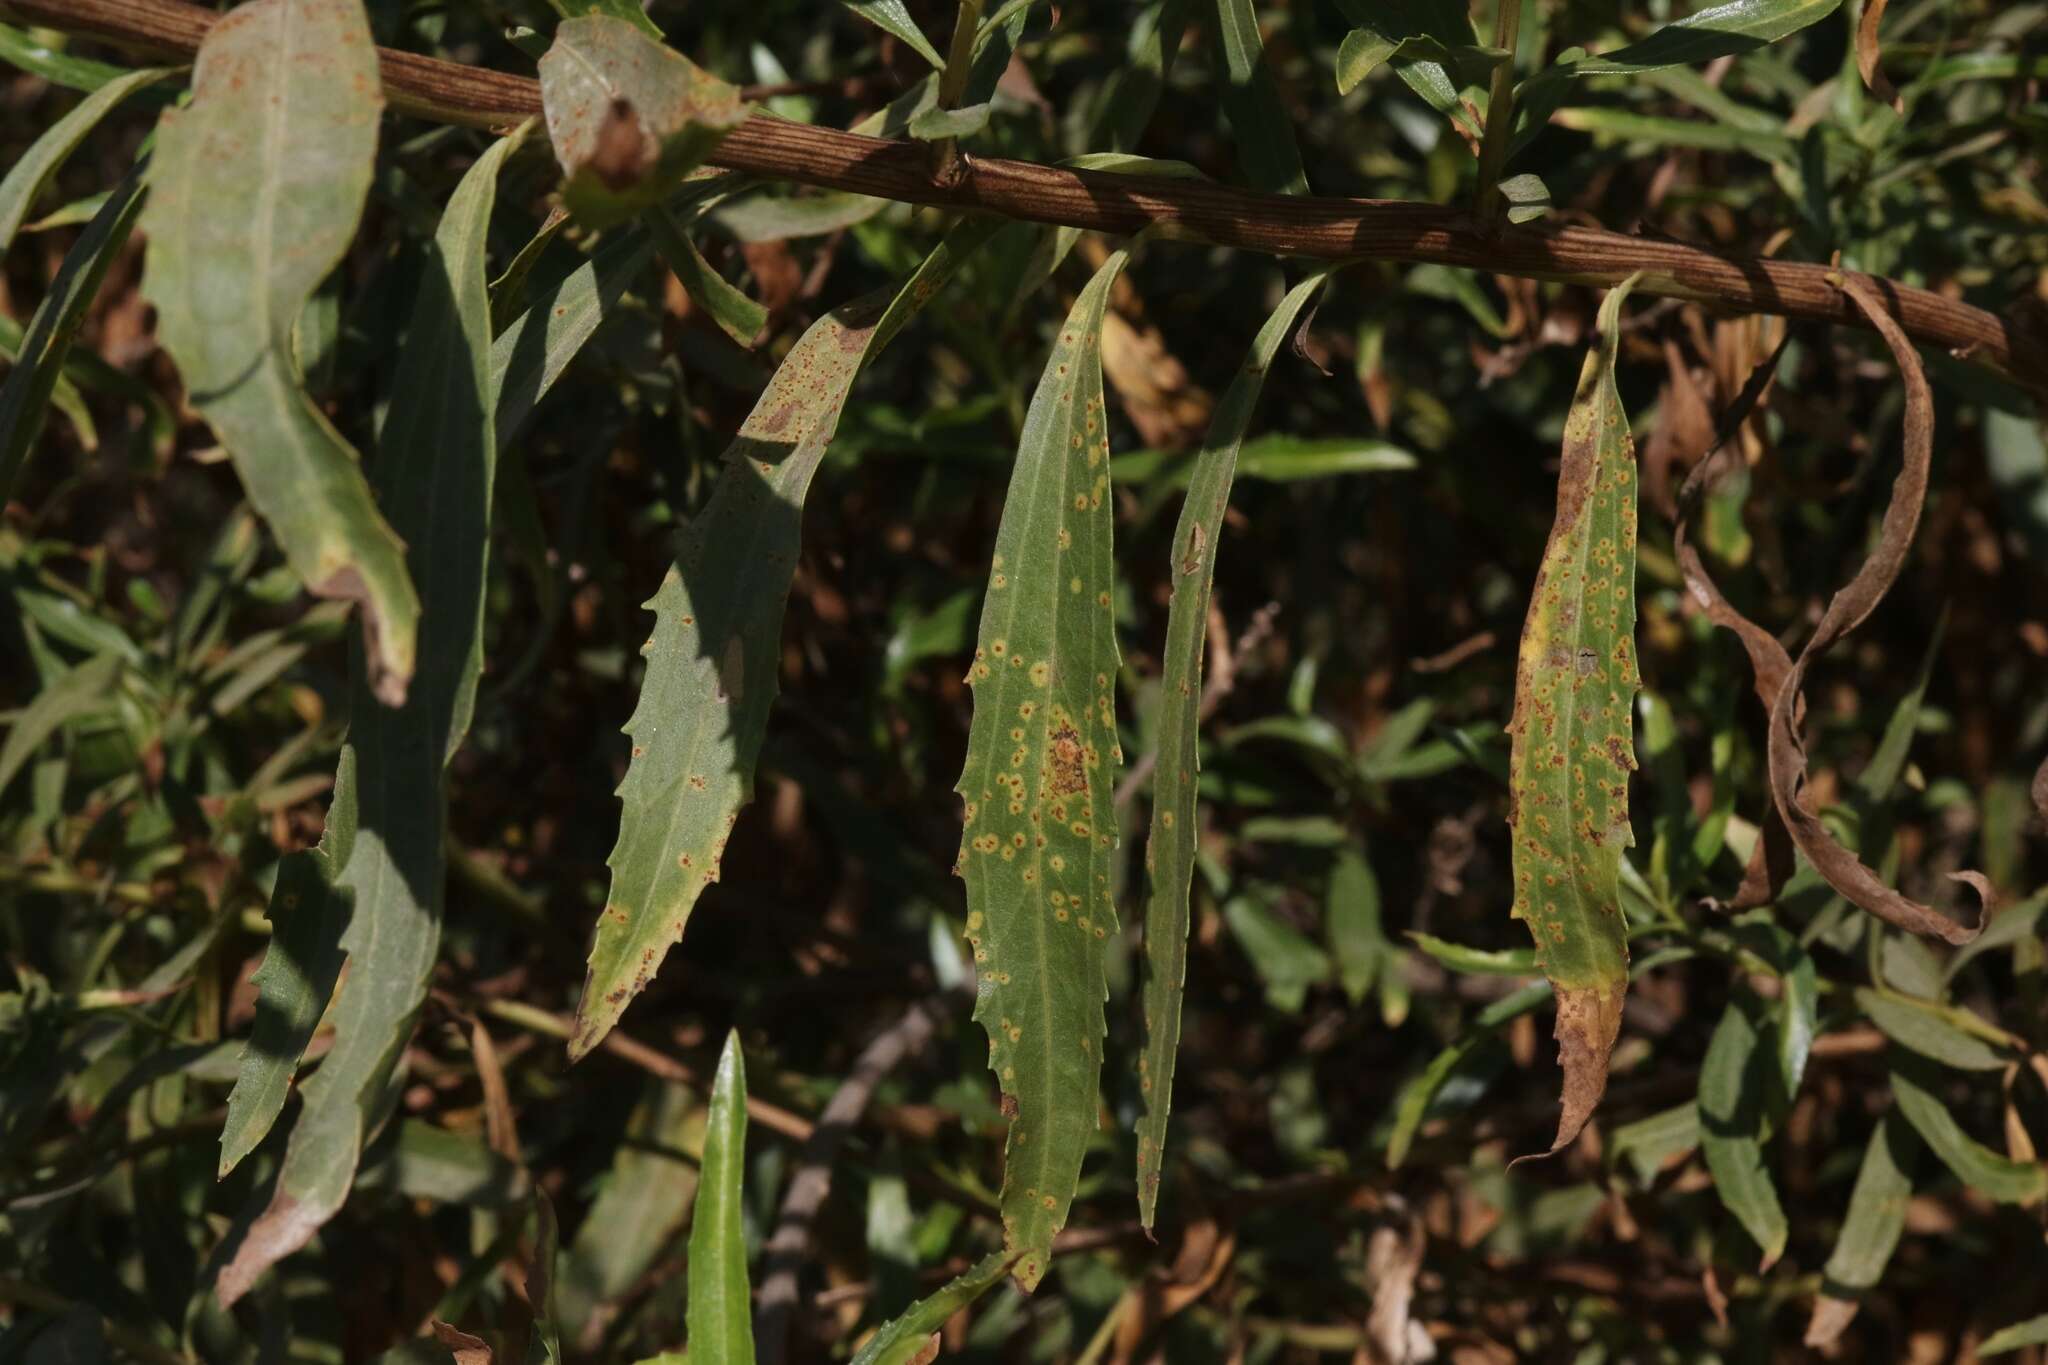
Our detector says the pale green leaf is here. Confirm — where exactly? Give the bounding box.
[558,1080,704,1334]
[1386,981,1551,1169]
[686,1031,752,1362]
[957,248,1129,1289]
[838,0,948,70]
[1891,1051,2048,1204]
[215,128,523,1309]
[1111,434,1416,486]
[539,16,749,227]
[646,202,766,346]
[1406,932,1537,976]
[1608,1102,1698,1186]
[1506,274,1642,1158]
[1136,271,1329,1226]
[1982,1314,2048,1356]
[218,747,359,1177]
[1561,0,1843,76]
[140,0,419,707]
[1854,989,2010,1072]
[574,218,1005,1060]
[0,22,130,91]
[1805,1112,1917,1345]
[1699,994,1789,1267]
[0,169,143,500]
[1209,0,1308,193]
[0,653,121,799]
[851,1251,1018,1365]
[0,66,171,254]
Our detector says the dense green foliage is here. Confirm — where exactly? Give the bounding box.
[3,0,2047,1360]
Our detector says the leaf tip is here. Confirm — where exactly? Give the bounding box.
[1515,982,1623,1165]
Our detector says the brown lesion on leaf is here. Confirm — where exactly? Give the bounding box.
[1512,980,1625,1167]
[587,97,653,189]
[1047,723,1087,796]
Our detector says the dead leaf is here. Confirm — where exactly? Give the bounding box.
[1856,0,1902,109]
[431,1321,494,1365]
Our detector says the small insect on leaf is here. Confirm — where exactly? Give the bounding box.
[1505,271,1644,1163]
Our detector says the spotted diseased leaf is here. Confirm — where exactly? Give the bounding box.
[956,250,1129,1290]
[1505,272,1642,1161]
[573,219,1005,1061]
[216,127,523,1308]
[538,16,748,228]
[1137,271,1330,1228]
[141,0,419,707]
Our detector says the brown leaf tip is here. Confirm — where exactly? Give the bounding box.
[1514,982,1624,1166]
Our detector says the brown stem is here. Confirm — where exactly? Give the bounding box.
[6,0,2046,394]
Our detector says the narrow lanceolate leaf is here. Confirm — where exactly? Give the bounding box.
[1698,993,1789,1269]
[216,131,523,1309]
[550,0,664,41]
[1505,273,1642,1159]
[1137,272,1329,1228]
[575,219,1005,1060]
[539,16,748,227]
[1805,1112,1918,1348]
[957,251,1129,1290]
[851,1251,1020,1365]
[838,0,947,70]
[1560,0,1842,77]
[218,748,359,1177]
[686,1032,752,1362]
[141,0,416,707]
[0,66,171,253]
[557,1080,703,1336]
[0,168,143,501]
[1890,1050,2048,1204]
[492,228,653,447]
[646,203,766,347]
[0,653,121,797]
[1209,0,1309,194]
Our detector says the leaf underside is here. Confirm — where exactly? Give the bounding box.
[1136,270,1329,1228]
[956,251,1129,1290]
[574,218,1006,1060]
[1505,273,1642,1161]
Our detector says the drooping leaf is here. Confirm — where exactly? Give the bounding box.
[1890,1050,2048,1204]
[646,202,766,346]
[1765,279,1988,946]
[1504,273,1642,1160]
[538,16,749,227]
[550,0,664,41]
[1698,993,1789,1268]
[1332,0,1491,140]
[850,1250,1019,1365]
[218,747,359,1177]
[574,218,1005,1060]
[685,1031,751,1362]
[956,248,1129,1289]
[140,0,419,707]
[1208,0,1309,193]
[1136,270,1329,1228]
[0,66,170,254]
[0,168,143,501]
[838,0,948,70]
[1805,1112,1918,1348]
[215,128,523,1308]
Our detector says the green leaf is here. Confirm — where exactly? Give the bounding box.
[1854,989,2010,1072]
[1136,270,1329,1226]
[1091,0,1197,152]
[575,218,1005,1060]
[550,0,664,41]
[0,314,95,451]
[526,1193,564,1365]
[1608,1102,1698,1186]
[1890,1051,2048,1204]
[1112,435,1416,486]
[492,229,654,447]
[539,16,749,228]
[1386,981,1551,1169]
[1406,932,1537,976]
[141,0,419,707]
[704,190,888,243]
[1327,849,1388,1004]
[851,1251,1019,1365]
[0,653,121,799]
[1982,1314,2048,1357]
[1225,895,1335,1012]
[646,202,766,346]
[1505,274,1642,1158]
[1698,994,1789,1268]
[838,0,948,70]
[1806,1112,1917,1345]
[907,101,994,141]
[1558,0,1843,76]
[0,23,131,91]
[218,748,359,1177]
[686,1031,752,1362]
[0,168,143,501]
[1332,0,1489,138]
[0,66,171,254]
[956,247,1129,1290]
[215,128,523,1309]
[1209,0,1308,193]
[558,1080,704,1333]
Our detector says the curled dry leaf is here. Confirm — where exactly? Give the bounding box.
[1856,0,1902,109]
[1763,277,1988,945]
[1506,273,1642,1161]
